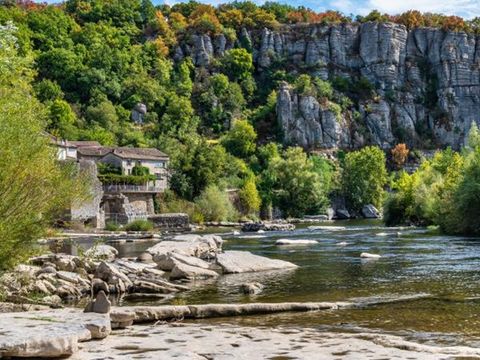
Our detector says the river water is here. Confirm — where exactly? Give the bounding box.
[70,221,480,347]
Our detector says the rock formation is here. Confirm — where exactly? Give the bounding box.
[176,23,480,150]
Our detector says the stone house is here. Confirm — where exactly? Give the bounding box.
[51,135,170,227]
[99,147,169,190]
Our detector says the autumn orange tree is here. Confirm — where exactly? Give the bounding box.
[391,143,410,168]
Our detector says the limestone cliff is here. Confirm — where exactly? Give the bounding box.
[175,22,480,150]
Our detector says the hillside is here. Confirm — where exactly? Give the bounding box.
[1,0,479,224]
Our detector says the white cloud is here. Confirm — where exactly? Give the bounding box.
[327,0,357,15]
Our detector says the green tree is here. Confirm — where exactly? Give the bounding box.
[195,73,245,132]
[85,99,119,132]
[273,147,331,217]
[467,122,480,149]
[221,48,253,82]
[342,146,387,211]
[239,176,261,216]
[48,99,78,139]
[34,79,64,103]
[451,148,480,234]
[221,119,257,159]
[0,24,86,269]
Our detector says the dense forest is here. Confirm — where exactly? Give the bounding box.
[0,0,479,241]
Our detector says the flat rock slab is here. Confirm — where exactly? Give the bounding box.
[74,322,480,360]
[0,308,110,358]
[216,251,297,273]
[147,235,222,260]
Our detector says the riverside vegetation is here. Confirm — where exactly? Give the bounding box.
[0,0,480,272]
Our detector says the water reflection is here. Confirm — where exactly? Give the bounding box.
[55,221,480,346]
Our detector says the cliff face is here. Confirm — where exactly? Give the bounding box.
[175,23,480,150]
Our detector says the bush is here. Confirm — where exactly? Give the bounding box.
[98,173,156,185]
[157,190,199,221]
[125,219,154,231]
[195,185,238,222]
[105,221,120,231]
[131,165,150,176]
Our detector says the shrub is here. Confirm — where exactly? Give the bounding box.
[328,102,342,121]
[131,165,150,176]
[98,173,156,185]
[314,78,333,99]
[157,190,199,221]
[105,221,120,231]
[194,185,238,222]
[125,219,154,232]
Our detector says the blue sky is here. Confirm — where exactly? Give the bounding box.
[156,0,480,19]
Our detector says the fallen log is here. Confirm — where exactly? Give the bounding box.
[111,301,353,324]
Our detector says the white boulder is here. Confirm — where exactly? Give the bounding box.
[216,251,297,274]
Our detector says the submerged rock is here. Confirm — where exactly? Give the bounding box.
[240,282,264,295]
[275,239,318,245]
[360,252,382,259]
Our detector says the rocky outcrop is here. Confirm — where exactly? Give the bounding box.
[271,23,480,150]
[181,23,480,150]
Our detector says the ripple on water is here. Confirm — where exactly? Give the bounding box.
[164,222,480,345]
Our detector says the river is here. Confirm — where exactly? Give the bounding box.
[67,220,480,348]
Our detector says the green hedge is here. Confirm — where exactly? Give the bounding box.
[98,173,156,185]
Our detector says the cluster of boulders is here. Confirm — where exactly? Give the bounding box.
[0,243,186,305]
[0,234,298,306]
[333,204,382,220]
[147,234,297,278]
[241,222,295,232]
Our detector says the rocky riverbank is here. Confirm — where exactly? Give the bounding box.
[2,299,480,359]
[0,234,297,307]
[74,322,480,360]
